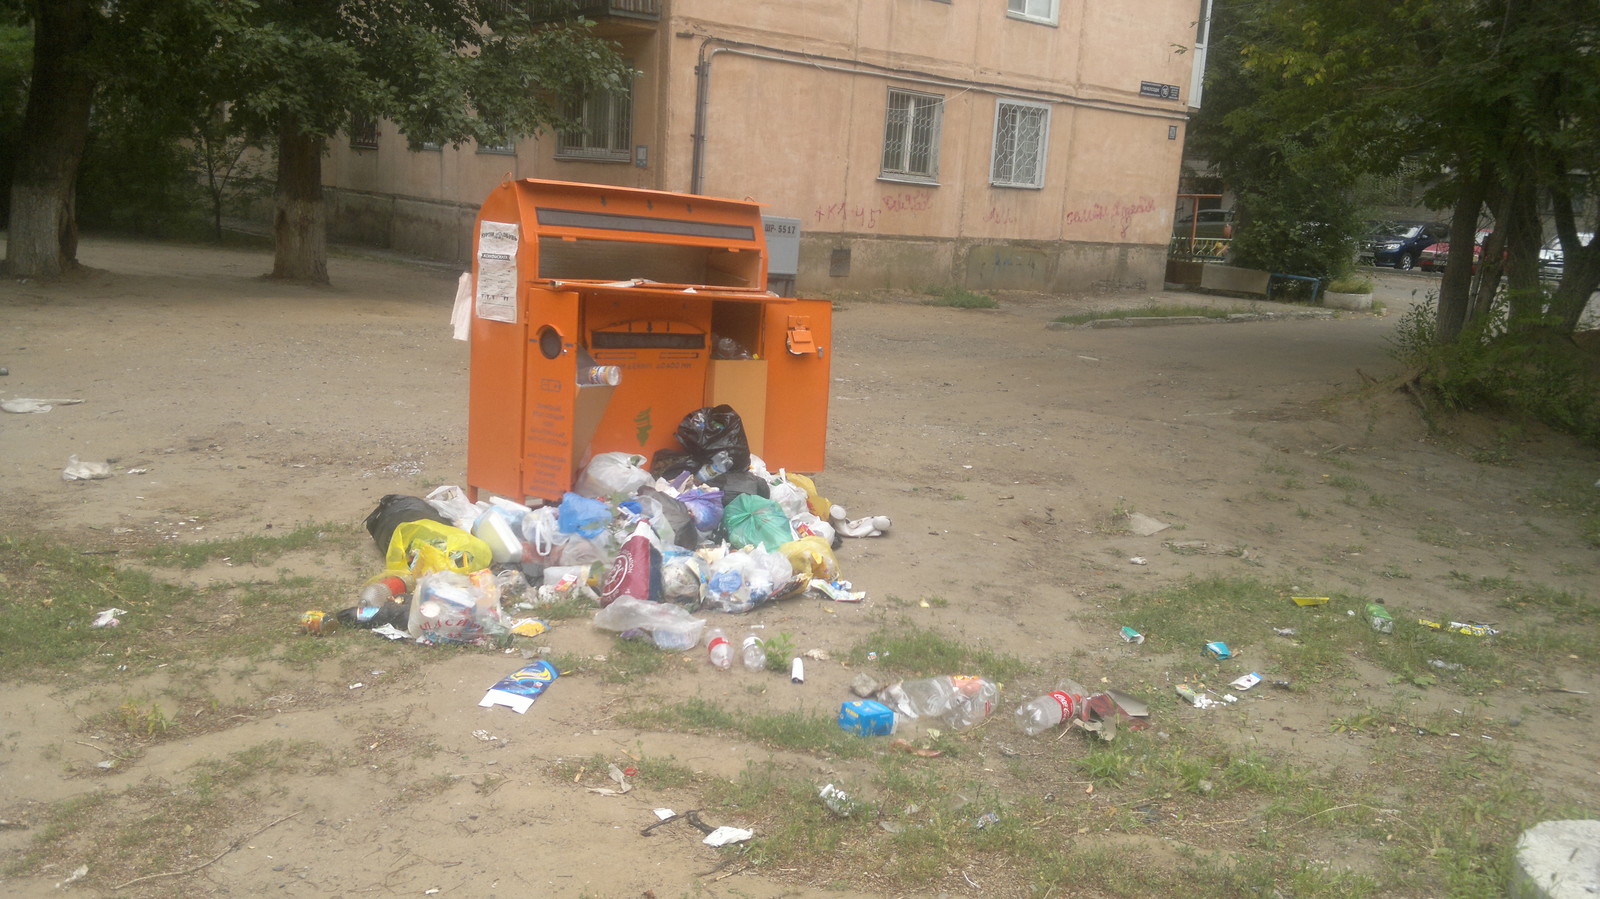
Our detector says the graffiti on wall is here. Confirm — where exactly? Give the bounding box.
[814,191,934,230]
[1063,196,1158,239]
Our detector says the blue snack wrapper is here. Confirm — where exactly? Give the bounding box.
[479,660,560,714]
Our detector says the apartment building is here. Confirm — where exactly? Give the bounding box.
[323,0,1208,294]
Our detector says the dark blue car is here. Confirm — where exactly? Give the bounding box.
[1360,220,1449,270]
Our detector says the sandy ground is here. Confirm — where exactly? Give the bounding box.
[1,235,1598,897]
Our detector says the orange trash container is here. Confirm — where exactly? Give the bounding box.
[465,178,831,504]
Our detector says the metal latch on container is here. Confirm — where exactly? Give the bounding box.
[786,315,816,356]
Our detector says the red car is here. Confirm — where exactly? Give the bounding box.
[1419,229,1493,273]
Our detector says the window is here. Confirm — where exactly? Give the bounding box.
[990,99,1050,188]
[881,89,942,182]
[349,114,378,150]
[556,82,632,162]
[1007,0,1058,24]
[477,135,516,155]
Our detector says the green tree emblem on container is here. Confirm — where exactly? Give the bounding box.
[634,408,652,445]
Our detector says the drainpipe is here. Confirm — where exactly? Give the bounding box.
[690,40,723,196]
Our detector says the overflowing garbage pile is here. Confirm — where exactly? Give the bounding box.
[320,403,889,653]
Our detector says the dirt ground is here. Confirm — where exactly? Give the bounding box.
[1,235,1598,897]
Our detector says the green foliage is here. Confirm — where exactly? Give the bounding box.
[1391,297,1600,447]
[922,285,998,309]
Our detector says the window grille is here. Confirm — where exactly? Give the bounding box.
[881,89,942,181]
[349,114,378,150]
[557,83,633,162]
[991,100,1049,188]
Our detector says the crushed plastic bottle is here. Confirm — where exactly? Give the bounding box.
[1015,680,1088,736]
[895,676,998,730]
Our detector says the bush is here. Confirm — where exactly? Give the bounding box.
[1391,297,1600,447]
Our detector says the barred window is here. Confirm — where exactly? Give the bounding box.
[990,99,1049,188]
[556,82,632,162]
[881,89,942,183]
[349,114,378,150]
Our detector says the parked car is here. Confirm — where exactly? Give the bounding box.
[1174,208,1235,239]
[1360,220,1449,270]
[1419,228,1493,273]
[1539,232,1593,281]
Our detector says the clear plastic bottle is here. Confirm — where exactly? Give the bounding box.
[1015,680,1088,736]
[696,450,733,483]
[740,632,767,671]
[706,628,732,669]
[899,676,998,730]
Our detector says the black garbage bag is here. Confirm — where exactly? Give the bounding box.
[649,449,697,481]
[364,494,452,556]
[640,486,699,549]
[711,470,769,506]
[674,405,751,471]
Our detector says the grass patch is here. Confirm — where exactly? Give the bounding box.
[618,698,876,759]
[921,285,997,308]
[134,522,352,569]
[1053,303,1249,325]
[846,624,1032,684]
[5,740,334,885]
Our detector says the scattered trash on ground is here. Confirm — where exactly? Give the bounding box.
[3,397,84,414]
[91,608,126,628]
[1203,641,1233,660]
[1418,618,1500,637]
[478,660,559,714]
[62,455,112,481]
[1119,626,1145,644]
[1291,595,1330,606]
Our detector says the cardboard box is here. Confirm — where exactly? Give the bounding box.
[838,699,896,736]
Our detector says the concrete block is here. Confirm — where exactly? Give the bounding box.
[1510,819,1600,899]
[1322,290,1373,311]
[1199,263,1271,296]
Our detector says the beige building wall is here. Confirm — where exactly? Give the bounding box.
[320,0,1202,294]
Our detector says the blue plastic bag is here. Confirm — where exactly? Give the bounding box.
[558,492,611,539]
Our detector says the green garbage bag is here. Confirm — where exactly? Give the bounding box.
[723,493,796,551]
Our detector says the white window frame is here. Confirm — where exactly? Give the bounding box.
[556,80,633,163]
[880,88,943,184]
[990,98,1050,189]
[1007,0,1059,25]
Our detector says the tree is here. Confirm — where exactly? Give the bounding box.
[5,0,95,278]
[4,0,630,283]
[1202,0,1600,344]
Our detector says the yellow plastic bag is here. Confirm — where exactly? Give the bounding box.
[783,472,833,520]
[779,535,839,581]
[385,519,493,577]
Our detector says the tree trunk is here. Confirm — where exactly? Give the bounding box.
[1552,242,1600,335]
[271,120,329,283]
[4,0,96,279]
[1436,171,1485,344]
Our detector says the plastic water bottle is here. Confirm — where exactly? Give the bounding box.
[1015,681,1087,736]
[706,628,732,669]
[740,632,767,671]
[696,450,733,483]
[898,676,998,730]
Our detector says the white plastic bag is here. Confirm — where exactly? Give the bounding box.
[62,455,112,481]
[574,452,653,499]
[768,471,810,519]
[425,485,482,530]
[519,505,560,562]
